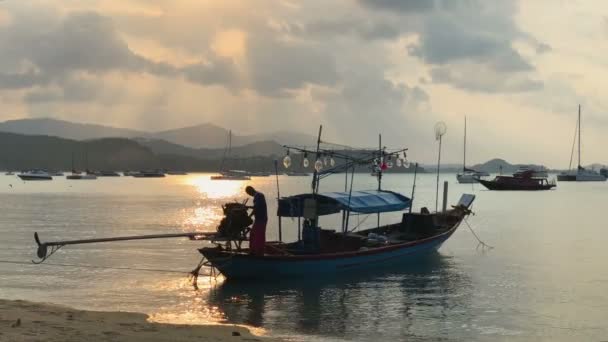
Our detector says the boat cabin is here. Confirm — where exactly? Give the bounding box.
[274,190,473,255]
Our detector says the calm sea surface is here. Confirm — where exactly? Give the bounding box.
[1,173,608,341]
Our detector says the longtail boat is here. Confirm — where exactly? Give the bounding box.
[32,126,476,282]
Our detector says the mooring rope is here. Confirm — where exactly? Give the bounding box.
[0,259,211,276]
[463,218,493,249]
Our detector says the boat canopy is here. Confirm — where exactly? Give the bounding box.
[277,190,411,217]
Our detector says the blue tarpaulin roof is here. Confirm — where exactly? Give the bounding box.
[277,190,411,217]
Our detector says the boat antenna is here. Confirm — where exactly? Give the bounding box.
[434,122,447,212]
[312,125,323,194]
[567,112,578,171]
[274,159,282,242]
[463,116,467,172]
[377,134,382,228]
[409,162,418,214]
[219,130,230,173]
[377,134,382,191]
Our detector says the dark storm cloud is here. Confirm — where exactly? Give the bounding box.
[407,17,533,72]
[355,0,546,93]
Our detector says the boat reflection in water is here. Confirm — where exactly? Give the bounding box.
[203,254,471,341]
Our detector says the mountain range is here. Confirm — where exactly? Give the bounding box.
[0,118,316,149]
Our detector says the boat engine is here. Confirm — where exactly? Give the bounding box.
[217,202,253,241]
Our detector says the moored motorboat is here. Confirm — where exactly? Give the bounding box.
[210,170,251,180]
[478,170,556,190]
[18,170,53,181]
[133,170,165,178]
[166,171,188,175]
[66,172,97,180]
[98,171,121,177]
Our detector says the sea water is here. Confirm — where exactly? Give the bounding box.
[1,173,607,341]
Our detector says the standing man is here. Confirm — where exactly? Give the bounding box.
[245,186,267,255]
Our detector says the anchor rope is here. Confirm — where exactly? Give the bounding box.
[0,259,211,276]
[463,218,493,249]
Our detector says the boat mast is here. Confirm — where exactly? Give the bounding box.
[463,116,467,172]
[219,130,230,173]
[377,134,381,228]
[578,104,581,169]
[377,134,382,191]
[312,125,323,194]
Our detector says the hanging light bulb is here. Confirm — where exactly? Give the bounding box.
[302,152,309,168]
[396,158,403,167]
[387,160,394,168]
[283,150,292,169]
[314,159,323,172]
[330,157,336,167]
[403,158,411,168]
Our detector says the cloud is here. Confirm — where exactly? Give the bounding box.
[430,65,543,92]
[313,71,430,146]
[246,36,339,97]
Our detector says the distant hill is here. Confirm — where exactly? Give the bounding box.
[0,131,422,173]
[470,158,548,173]
[0,118,144,140]
[0,132,159,171]
[134,138,286,159]
[0,118,316,150]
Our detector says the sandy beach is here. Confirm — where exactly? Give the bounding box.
[0,299,278,342]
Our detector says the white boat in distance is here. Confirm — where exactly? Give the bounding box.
[18,170,53,181]
[66,172,97,180]
[211,170,251,180]
[456,117,487,184]
[557,105,606,182]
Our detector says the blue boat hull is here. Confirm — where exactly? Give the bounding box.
[200,223,460,280]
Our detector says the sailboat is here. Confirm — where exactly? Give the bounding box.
[211,130,251,180]
[456,117,487,184]
[67,150,97,180]
[557,105,606,182]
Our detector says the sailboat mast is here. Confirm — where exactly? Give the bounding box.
[463,116,467,171]
[578,104,581,168]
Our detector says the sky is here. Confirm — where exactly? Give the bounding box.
[0,0,607,167]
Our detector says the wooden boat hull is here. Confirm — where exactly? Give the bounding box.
[199,222,460,280]
[18,175,52,181]
[478,179,555,191]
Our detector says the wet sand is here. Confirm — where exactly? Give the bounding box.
[0,299,277,342]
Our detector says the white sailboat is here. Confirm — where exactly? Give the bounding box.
[211,130,251,181]
[456,116,486,184]
[557,105,606,182]
[66,150,97,180]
